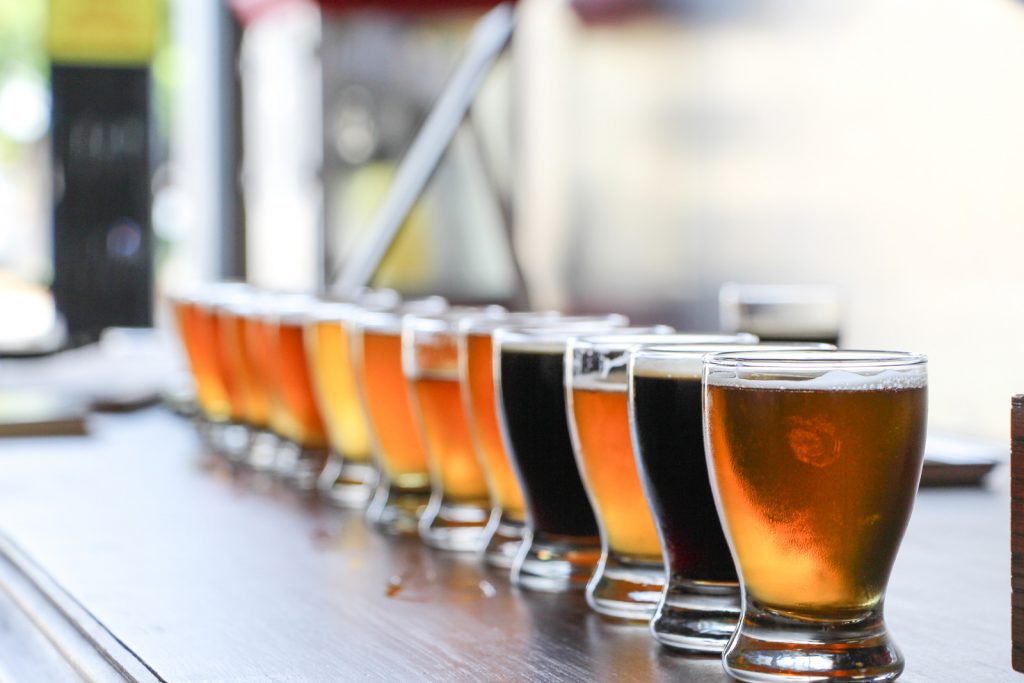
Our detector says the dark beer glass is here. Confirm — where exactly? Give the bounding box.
[458,313,627,568]
[629,342,831,651]
[494,324,660,592]
[567,333,755,621]
[703,350,927,682]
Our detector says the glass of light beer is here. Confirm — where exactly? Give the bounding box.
[628,342,832,651]
[703,350,927,682]
[403,308,506,550]
[567,333,756,621]
[494,323,665,592]
[354,300,448,535]
[305,294,398,508]
[458,313,625,568]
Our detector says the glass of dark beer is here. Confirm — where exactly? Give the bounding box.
[703,350,927,682]
[458,313,627,568]
[629,342,832,651]
[567,333,757,621]
[494,324,663,592]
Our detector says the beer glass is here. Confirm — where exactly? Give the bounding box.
[494,324,664,592]
[567,333,756,621]
[703,350,927,682]
[354,300,448,535]
[403,309,506,550]
[268,298,330,489]
[305,295,398,508]
[458,313,626,568]
[629,342,832,651]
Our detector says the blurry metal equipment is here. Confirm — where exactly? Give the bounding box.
[332,3,528,308]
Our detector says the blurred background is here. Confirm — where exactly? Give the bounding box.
[1,0,1022,438]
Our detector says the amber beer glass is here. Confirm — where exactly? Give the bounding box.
[305,299,392,507]
[403,309,505,550]
[703,350,927,682]
[459,313,623,567]
[263,297,330,488]
[567,333,755,621]
[494,324,657,592]
[355,301,447,534]
[628,343,831,651]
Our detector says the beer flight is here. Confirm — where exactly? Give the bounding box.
[171,284,927,683]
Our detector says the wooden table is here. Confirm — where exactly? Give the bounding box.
[0,408,1012,681]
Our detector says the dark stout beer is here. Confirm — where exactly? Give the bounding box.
[499,349,598,537]
[631,375,737,582]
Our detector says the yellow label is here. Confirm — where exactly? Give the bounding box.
[48,0,161,65]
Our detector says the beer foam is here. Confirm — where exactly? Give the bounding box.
[705,368,927,391]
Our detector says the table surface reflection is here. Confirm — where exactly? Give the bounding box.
[0,408,1010,681]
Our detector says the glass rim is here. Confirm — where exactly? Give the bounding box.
[572,332,757,351]
[703,349,926,369]
[403,306,508,332]
[497,324,666,352]
[459,312,625,335]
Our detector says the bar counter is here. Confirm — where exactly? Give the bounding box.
[0,408,1009,681]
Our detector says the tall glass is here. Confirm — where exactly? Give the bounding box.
[628,342,831,651]
[403,309,506,550]
[703,350,927,682]
[567,333,756,621]
[494,324,662,592]
[354,300,448,535]
[305,299,392,507]
[458,313,626,568]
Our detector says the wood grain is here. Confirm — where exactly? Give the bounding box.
[0,408,1012,681]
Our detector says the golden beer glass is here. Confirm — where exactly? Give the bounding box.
[703,350,927,682]
[403,309,506,550]
[567,333,755,621]
[305,296,397,508]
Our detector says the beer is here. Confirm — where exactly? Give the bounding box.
[306,313,373,465]
[214,306,254,425]
[464,332,526,522]
[703,349,927,682]
[360,331,430,489]
[275,320,328,450]
[705,383,926,613]
[244,312,290,440]
[184,299,231,421]
[412,376,489,503]
[631,376,736,581]
[221,305,270,428]
[499,348,598,539]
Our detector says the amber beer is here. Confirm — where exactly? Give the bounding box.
[704,350,927,682]
[706,382,926,613]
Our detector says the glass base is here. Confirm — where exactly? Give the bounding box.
[652,577,740,653]
[586,553,664,621]
[244,430,280,471]
[317,456,376,508]
[482,513,526,569]
[724,599,902,683]
[418,495,491,552]
[274,444,327,491]
[217,423,252,462]
[511,530,601,593]
[365,480,431,537]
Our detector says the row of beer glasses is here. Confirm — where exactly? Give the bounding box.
[170,284,927,683]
